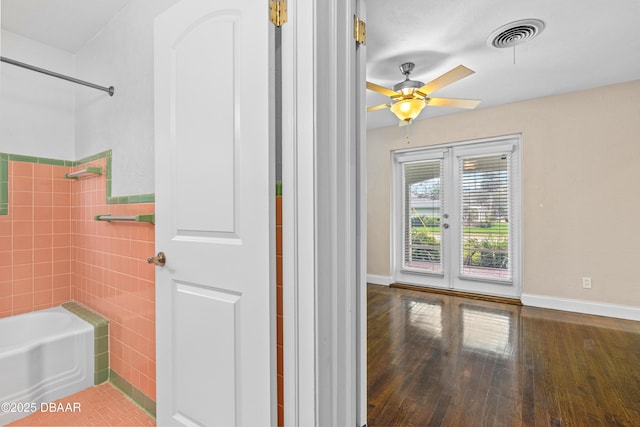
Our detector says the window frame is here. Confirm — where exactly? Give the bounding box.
[391,135,522,298]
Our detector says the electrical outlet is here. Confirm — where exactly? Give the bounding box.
[582,277,592,289]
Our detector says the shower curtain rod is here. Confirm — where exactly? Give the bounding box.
[1,56,114,96]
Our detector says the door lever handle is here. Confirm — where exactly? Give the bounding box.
[147,252,166,266]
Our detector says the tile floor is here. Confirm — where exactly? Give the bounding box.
[8,383,155,426]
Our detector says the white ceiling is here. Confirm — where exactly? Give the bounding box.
[2,0,640,129]
[366,0,640,128]
[1,0,130,53]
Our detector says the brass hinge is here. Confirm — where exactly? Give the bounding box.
[354,15,366,44]
[270,0,287,27]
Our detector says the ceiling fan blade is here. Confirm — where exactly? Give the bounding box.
[427,97,481,109]
[367,81,400,97]
[416,65,475,96]
[367,103,391,112]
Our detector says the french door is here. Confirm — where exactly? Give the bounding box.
[392,136,521,298]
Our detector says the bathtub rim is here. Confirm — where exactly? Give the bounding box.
[0,306,94,356]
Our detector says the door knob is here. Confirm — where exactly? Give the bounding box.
[442,223,449,229]
[147,252,166,266]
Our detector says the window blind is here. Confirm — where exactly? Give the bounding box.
[459,154,512,281]
[403,160,443,273]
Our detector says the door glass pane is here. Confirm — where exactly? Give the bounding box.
[460,154,511,281]
[403,160,442,273]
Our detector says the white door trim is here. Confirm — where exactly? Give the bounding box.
[281,0,317,424]
[281,0,362,425]
[355,1,368,424]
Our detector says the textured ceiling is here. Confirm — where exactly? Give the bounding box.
[2,0,640,130]
[366,0,640,128]
[1,0,130,53]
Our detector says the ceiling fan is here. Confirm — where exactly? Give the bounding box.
[367,62,481,124]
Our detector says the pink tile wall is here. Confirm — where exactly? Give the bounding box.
[0,161,72,317]
[0,156,156,401]
[70,158,156,400]
[276,195,284,426]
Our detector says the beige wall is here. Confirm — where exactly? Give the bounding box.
[367,80,640,307]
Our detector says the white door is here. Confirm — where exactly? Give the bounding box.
[393,149,452,289]
[393,136,522,298]
[154,1,274,426]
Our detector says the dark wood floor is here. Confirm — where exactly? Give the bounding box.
[367,284,640,427]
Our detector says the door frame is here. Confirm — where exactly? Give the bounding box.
[150,0,365,424]
[390,135,523,298]
[355,0,368,424]
[281,0,365,425]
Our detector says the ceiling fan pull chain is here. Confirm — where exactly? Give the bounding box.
[406,124,411,144]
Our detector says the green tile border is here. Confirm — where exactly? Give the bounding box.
[61,302,156,418]
[74,150,155,205]
[0,150,278,214]
[0,153,74,216]
[74,150,112,165]
[7,153,74,166]
[110,369,156,419]
[61,302,110,386]
[0,154,7,215]
[0,150,155,216]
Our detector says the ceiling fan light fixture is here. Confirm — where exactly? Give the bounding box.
[390,98,425,122]
[366,62,480,122]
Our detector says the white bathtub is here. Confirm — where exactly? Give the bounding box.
[0,306,94,425]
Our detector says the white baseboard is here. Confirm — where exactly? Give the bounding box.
[521,293,640,322]
[367,275,393,286]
